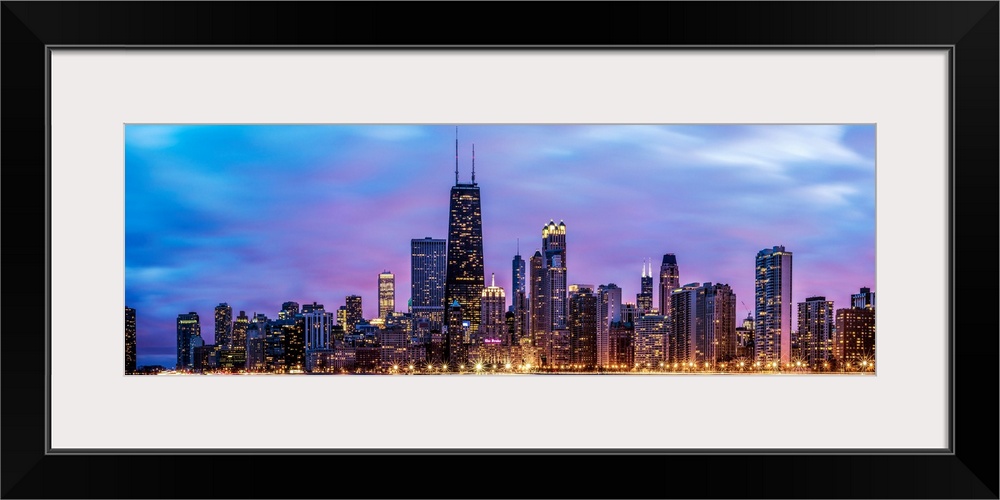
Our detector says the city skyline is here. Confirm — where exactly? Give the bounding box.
[126,124,875,368]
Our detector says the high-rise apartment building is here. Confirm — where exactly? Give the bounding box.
[444,137,485,336]
[797,296,835,366]
[670,282,737,364]
[125,306,136,374]
[568,286,597,367]
[635,314,667,368]
[596,283,622,368]
[834,307,875,366]
[214,303,233,349]
[303,304,334,352]
[755,246,793,364]
[658,254,680,317]
[232,310,249,353]
[411,237,447,325]
[345,295,363,333]
[529,250,546,345]
[542,220,568,331]
[378,271,395,320]
[176,312,201,370]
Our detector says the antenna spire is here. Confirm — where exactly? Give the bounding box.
[516,238,520,255]
[471,144,476,184]
[454,127,459,185]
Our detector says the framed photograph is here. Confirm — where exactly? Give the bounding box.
[3,2,996,498]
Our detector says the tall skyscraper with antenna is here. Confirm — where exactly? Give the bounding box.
[511,240,528,341]
[444,128,486,337]
[542,220,568,331]
[637,259,654,315]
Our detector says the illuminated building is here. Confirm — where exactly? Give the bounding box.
[345,295,363,333]
[568,286,597,368]
[668,282,738,364]
[479,273,507,343]
[283,315,306,372]
[835,306,875,365]
[635,314,667,368]
[379,271,395,320]
[596,283,622,368]
[411,237,447,326]
[125,306,136,374]
[232,311,249,356]
[542,220,568,331]
[176,311,201,370]
[658,254,680,318]
[637,259,654,315]
[303,304,334,352]
[265,318,287,373]
[511,246,528,341]
[755,246,793,364]
[851,287,876,310]
[446,299,467,364]
[245,321,266,372]
[609,321,634,367]
[214,303,233,349]
[280,301,299,320]
[735,313,754,358]
[444,137,486,337]
[511,245,526,296]
[797,296,835,366]
[621,302,638,325]
[529,250,546,346]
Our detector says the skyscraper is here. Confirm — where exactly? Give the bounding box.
[511,244,526,297]
[345,295,363,333]
[637,260,654,315]
[529,250,546,344]
[596,283,622,368]
[755,246,793,364]
[797,296,835,366]
[568,286,597,367]
[411,237,447,325]
[378,271,395,320]
[835,307,875,366]
[542,220,568,330]
[444,136,485,336]
[851,287,876,310]
[125,306,136,374]
[233,310,249,353]
[510,246,528,340]
[635,314,667,368]
[658,254,680,317]
[176,312,201,370]
[214,303,233,349]
[670,282,737,364]
[479,273,507,343]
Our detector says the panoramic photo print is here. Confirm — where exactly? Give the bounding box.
[125,124,876,375]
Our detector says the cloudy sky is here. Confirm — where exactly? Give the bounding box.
[125,124,875,367]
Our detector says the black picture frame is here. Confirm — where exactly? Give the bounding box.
[3,2,996,498]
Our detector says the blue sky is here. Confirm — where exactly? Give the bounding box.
[126,124,876,367]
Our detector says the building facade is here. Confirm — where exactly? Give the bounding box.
[754,246,793,364]
[125,306,136,374]
[411,237,447,326]
[176,312,201,370]
[479,273,507,343]
[568,286,597,367]
[596,283,622,368]
[658,253,680,318]
[797,296,835,366]
[378,271,395,320]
